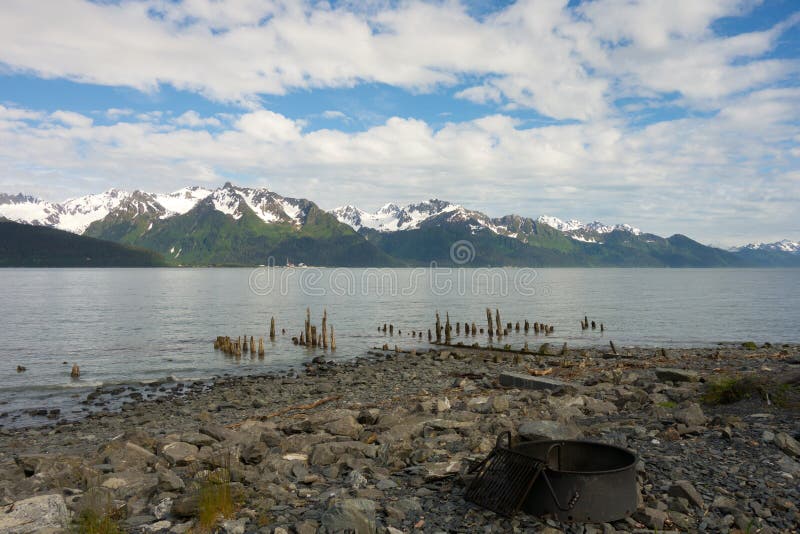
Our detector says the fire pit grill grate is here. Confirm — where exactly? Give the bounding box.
[465,431,544,517]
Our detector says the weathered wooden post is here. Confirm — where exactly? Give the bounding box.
[305,308,311,346]
[534,322,540,334]
[428,329,432,342]
[71,363,80,378]
[389,324,394,336]
[495,309,502,338]
[445,312,452,345]
[600,323,604,332]
[311,326,318,347]
[471,322,477,336]
[560,342,567,356]
[524,320,530,333]
[270,317,276,340]
[609,340,617,355]
[243,336,248,352]
[250,336,256,354]
[515,322,520,332]
[486,308,493,339]
[299,332,305,346]
[258,337,265,357]
[322,309,328,349]
[591,320,596,330]
[330,326,336,351]
[435,312,442,343]
[456,322,460,335]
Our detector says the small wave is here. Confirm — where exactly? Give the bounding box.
[0,381,104,393]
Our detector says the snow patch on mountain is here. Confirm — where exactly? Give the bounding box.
[209,188,244,220]
[154,187,212,217]
[734,240,800,254]
[332,199,461,232]
[537,215,641,236]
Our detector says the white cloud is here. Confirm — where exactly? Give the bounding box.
[322,110,347,120]
[174,110,222,128]
[50,110,93,128]
[0,0,793,119]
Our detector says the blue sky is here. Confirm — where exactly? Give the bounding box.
[0,0,799,245]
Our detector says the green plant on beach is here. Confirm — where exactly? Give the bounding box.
[71,487,123,534]
[188,453,239,533]
[657,401,678,409]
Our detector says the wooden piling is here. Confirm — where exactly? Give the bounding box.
[305,308,311,346]
[560,342,567,356]
[524,320,529,333]
[243,337,248,352]
[389,324,394,336]
[471,322,477,336]
[600,323,604,332]
[71,363,80,378]
[610,340,617,355]
[330,326,336,351]
[445,312,452,345]
[495,309,502,338]
[435,312,442,343]
[591,320,596,330]
[322,309,328,349]
[270,317,276,340]
[515,322,520,332]
[258,337,265,357]
[486,308,493,338]
[250,335,255,354]
[311,326,317,347]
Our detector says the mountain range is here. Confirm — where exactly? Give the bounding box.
[1,184,798,267]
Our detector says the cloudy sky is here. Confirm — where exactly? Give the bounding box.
[0,0,798,246]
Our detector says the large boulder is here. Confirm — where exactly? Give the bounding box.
[518,420,583,441]
[160,442,199,466]
[0,494,70,533]
[674,403,707,427]
[655,368,700,383]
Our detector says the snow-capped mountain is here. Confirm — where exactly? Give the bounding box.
[331,202,643,244]
[331,199,461,232]
[733,240,800,254]
[536,215,642,236]
[0,183,312,234]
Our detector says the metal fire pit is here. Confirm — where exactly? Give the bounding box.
[512,439,638,523]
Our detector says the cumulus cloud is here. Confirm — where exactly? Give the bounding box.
[0,0,794,118]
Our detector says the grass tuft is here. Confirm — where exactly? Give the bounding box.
[701,376,764,405]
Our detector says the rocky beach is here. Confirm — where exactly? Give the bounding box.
[1,342,799,534]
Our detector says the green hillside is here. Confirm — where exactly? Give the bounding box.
[0,220,166,267]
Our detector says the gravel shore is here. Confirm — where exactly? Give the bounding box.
[1,342,798,533]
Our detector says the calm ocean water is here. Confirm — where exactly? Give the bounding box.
[1,267,798,427]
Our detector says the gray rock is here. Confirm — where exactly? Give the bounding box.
[240,441,268,465]
[712,495,739,514]
[321,498,376,534]
[518,420,583,441]
[0,494,70,533]
[161,442,199,466]
[491,395,510,413]
[102,440,157,471]
[221,518,247,534]
[668,480,705,509]
[774,432,800,457]
[499,372,568,391]
[674,403,707,427]
[655,368,699,383]
[157,468,185,492]
[152,497,173,520]
[375,478,398,490]
[200,423,239,443]
[323,416,363,439]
